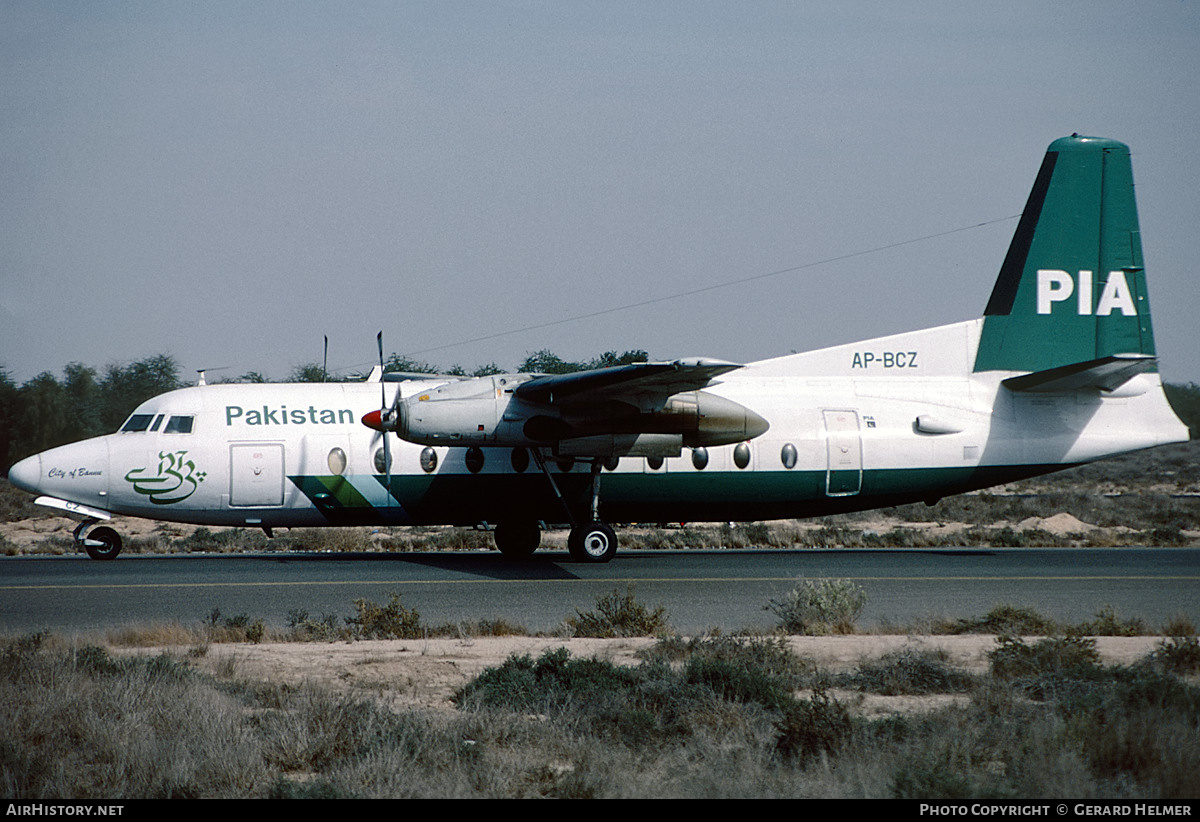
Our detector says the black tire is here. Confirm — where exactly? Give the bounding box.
[84,526,122,561]
[567,521,617,563]
[493,520,541,559]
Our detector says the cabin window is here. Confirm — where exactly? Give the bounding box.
[465,447,484,474]
[781,443,798,470]
[733,442,751,469]
[511,447,529,473]
[327,447,347,476]
[419,447,437,473]
[120,414,155,433]
[691,447,708,470]
[374,447,390,474]
[646,456,664,471]
[163,415,194,434]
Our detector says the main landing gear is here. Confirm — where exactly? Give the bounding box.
[75,520,123,561]
[493,519,542,560]
[567,520,617,563]
[492,451,619,563]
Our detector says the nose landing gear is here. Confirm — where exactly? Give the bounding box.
[74,520,122,561]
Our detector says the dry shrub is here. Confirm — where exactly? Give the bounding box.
[565,586,669,638]
[766,578,867,635]
[346,591,422,639]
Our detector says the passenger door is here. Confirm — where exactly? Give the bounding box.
[229,443,285,507]
[822,409,862,496]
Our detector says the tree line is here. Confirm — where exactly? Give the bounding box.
[0,349,651,471]
[1,355,182,472]
[3,351,1195,474]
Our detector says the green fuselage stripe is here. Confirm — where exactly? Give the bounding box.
[289,463,1073,525]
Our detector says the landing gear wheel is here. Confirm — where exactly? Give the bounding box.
[84,526,122,561]
[494,520,541,559]
[568,521,617,563]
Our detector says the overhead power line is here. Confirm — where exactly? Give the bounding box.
[336,213,1020,373]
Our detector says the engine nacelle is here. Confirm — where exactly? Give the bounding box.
[556,433,683,459]
[381,373,769,454]
[392,375,534,446]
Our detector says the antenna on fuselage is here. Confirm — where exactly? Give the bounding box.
[196,367,229,386]
[322,335,328,383]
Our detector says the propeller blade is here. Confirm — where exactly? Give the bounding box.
[377,331,392,486]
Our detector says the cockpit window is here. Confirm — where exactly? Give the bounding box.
[120,414,155,433]
[119,413,194,433]
[163,415,194,434]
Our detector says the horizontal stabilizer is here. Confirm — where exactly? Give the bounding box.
[1002,353,1157,393]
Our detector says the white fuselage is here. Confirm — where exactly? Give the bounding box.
[9,319,1187,531]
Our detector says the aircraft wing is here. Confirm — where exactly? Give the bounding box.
[515,358,743,406]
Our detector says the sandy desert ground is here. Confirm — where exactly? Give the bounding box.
[144,633,1165,718]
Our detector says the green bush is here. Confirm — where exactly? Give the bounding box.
[1072,605,1148,636]
[644,633,807,680]
[773,687,854,764]
[1154,614,1200,674]
[1155,635,1200,675]
[988,635,1101,680]
[683,655,794,710]
[565,586,669,638]
[452,647,640,713]
[941,604,1059,635]
[285,609,343,642]
[204,608,266,643]
[842,647,977,695]
[766,578,867,634]
[346,592,422,639]
[455,640,810,753]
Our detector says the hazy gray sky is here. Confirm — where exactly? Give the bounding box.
[3,1,1198,385]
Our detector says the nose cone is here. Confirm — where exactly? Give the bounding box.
[7,439,111,505]
[7,454,42,494]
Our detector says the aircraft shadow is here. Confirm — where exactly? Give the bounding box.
[257,550,584,580]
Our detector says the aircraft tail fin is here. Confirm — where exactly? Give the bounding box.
[973,135,1156,374]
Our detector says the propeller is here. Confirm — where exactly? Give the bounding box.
[361,331,396,487]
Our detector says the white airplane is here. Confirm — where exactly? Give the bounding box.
[7,135,1189,562]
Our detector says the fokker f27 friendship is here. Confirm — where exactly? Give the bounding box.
[7,136,1189,561]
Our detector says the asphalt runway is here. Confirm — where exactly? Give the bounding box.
[2,547,1197,636]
